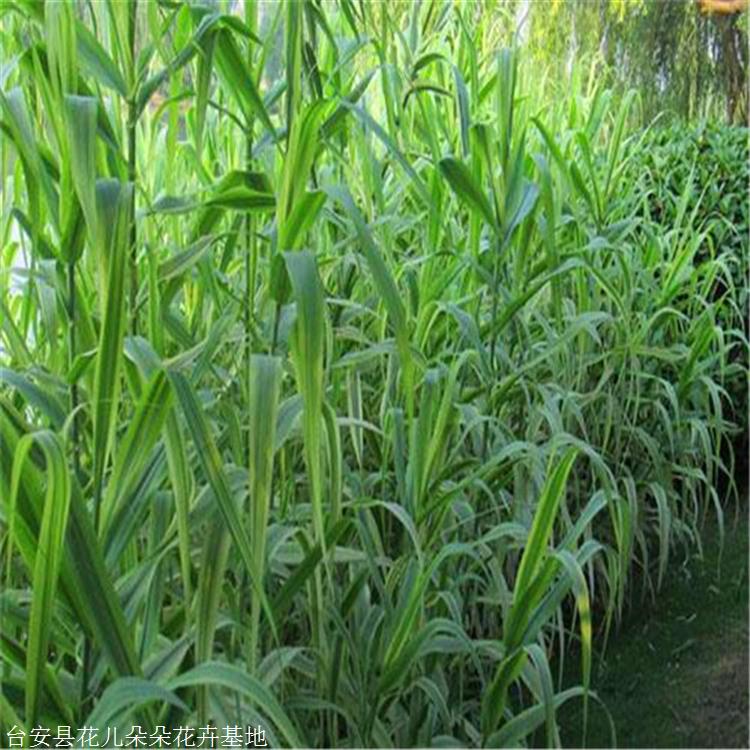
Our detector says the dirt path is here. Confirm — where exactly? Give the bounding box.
[560,503,749,748]
[687,638,749,747]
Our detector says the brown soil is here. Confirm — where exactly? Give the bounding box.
[683,629,749,748]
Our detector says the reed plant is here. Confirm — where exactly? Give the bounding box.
[0,2,746,746]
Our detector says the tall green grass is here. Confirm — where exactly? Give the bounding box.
[0,2,746,747]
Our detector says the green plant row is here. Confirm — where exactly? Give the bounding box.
[0,2,746,747]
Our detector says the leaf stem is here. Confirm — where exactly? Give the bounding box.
[128,0,138,336]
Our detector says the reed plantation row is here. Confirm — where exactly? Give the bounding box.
[0,1,747,747]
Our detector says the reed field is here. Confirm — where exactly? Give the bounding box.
[0,1,747,747]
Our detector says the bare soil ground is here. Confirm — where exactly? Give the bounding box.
[683,632,749,747]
